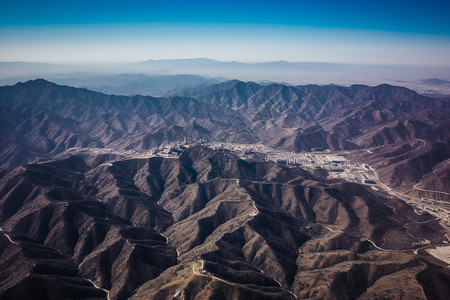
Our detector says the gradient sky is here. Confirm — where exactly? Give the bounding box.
[1,0,450,65]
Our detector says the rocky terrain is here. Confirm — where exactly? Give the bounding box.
[179,80,450,194]
[0,146,448,299]
[0,79,449,299]
[1,79,449,194]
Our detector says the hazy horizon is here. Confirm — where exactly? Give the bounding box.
[2,58,450,96]
[1,0,450,94]
[1,0,450,66]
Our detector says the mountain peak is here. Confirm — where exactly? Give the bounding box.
[0,78,449,299]
[17,78,55,88]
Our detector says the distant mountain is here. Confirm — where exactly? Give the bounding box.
[132,59,348,79]
[420,78,450,86]
[0,74,223,97]
[131,59,450,94]
[1,79,449,195]
[2,60,450,94]
[135,58,344,70]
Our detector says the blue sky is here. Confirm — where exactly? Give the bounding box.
[1,0,449,65]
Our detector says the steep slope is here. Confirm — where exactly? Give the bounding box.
[0,79,256,172]
[179,82,448,148]
[1,78,449,203]
[349,139,450,198]
[0,146,448,299]
[0,154,178,299]
[179,81,450,192]
[2,80,449,182]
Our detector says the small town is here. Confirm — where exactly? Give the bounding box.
[63,141,379,186]
[62,141,450,243]
[208,142,378,185]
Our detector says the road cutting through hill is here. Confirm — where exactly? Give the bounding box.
[323,225,406,252]
[192,260,237,286]
[413,183,450,196]
[85,279,111,300]
[192,260,298,299]
[0,227,18,245]
[252,264,299,300]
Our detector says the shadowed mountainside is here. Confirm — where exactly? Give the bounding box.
[179,80,450,195]
[1,79,449,194]
[1,79,450,298]
[0,146,449,299]
[0,79,254,172]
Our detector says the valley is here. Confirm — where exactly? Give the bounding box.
[2,0,450,298]
[0,79,449,299]
[58,141,450,265]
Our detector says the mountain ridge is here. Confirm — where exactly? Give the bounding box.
[1,79,450,298]
[1,146,448,299]
[1,79,449,196]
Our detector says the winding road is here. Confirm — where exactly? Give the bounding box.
[192,260,298,299]
[0,227,18,245]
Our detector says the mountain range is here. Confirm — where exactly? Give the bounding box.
[2,59,450,95]
[1,79,449,194]
[0,74,222,97]
[0,79,449,299]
